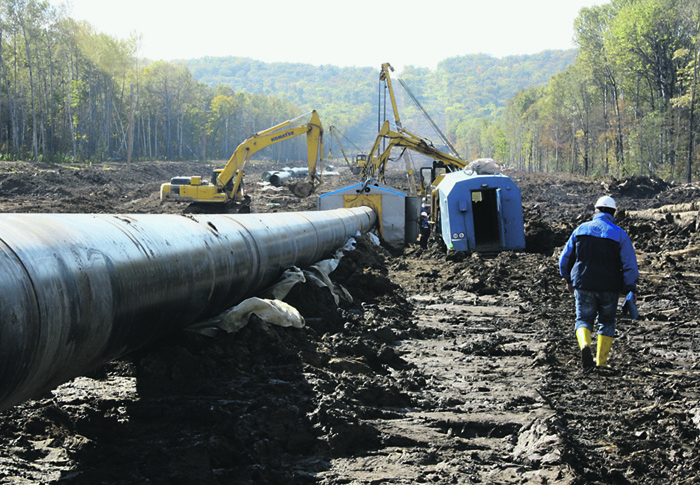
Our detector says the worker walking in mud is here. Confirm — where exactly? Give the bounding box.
[559,196,639,370]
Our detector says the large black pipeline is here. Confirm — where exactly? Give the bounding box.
[0,207,376,412]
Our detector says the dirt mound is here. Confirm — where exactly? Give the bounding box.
[524,211,571,255]
[605,174,670,199]
[651,182,700,207]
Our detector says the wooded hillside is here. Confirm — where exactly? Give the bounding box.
[496,0,700,182]
[183,52,576,150]
[1,0,698,182]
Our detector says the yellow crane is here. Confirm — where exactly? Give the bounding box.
[363,63,466,197]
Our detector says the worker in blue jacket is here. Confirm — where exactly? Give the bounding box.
[559,196,639,370]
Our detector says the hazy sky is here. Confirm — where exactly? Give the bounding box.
[59,0,604,73]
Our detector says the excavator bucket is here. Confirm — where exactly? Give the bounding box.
[287,181,315,198]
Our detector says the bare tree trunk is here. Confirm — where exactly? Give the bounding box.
[607,67,625,172]
[67,87,76,160]
[127,84,134,167]
[603,82,609,174]
[0,32,17,158]
[154,114,158,160]
[19,18,39,161]
[686,40,699,183]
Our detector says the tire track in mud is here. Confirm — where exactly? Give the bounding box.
[318,288,576,484]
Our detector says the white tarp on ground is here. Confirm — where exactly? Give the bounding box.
[188,235,370,336]
[189,297,305,337]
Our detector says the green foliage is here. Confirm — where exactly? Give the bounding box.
[502,0,700,181]
[0,0,577,167]
[183,53,576,156]
[184,57,380,148]
[6,0,697,182]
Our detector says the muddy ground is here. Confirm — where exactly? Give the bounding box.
[0,159,699,484]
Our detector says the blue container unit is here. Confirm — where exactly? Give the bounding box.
[437,171,525,252]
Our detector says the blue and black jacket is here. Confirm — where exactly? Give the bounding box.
[559,212,639,293]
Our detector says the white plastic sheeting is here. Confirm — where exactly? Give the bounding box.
[190,236,371,336]
[189,297,305,337]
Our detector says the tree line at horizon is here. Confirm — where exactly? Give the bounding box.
[496,0,699,182]
[0,0,698,183]
[0,0,310,166]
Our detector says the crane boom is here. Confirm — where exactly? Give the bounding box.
[362,120,466,184]
[329,125,362,175]
[380,63,402,129]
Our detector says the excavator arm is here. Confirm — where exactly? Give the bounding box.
[217,110,324,201]
[362,120,465,184]
[161,110,323,210]
[363,63,464,194]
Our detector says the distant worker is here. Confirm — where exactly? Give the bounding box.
[419,212,430,249]
[421,197,431,216]
[558,196,639,370]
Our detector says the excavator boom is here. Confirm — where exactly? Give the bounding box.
[217,110,323,194]
[380,63,402,129]
[363,63,465,192]
[161,110,324,211]
[362,120,465,184]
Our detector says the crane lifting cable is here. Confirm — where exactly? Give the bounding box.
[397,77,461,159]
[335,127,363,152]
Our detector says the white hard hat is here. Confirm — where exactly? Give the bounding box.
[421,212,428,217]
[595,196,616,210]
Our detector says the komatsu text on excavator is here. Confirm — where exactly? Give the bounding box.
[161,110,324,212]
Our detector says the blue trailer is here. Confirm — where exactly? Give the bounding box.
[436,170,525,252]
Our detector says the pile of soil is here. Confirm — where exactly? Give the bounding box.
[0,160,699,484]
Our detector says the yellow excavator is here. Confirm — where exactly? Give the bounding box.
[358,63,525,252]
[160,110,324,212]
[362,119,466,189]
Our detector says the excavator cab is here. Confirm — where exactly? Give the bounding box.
[419,162,449,197]
[355,154,368,170]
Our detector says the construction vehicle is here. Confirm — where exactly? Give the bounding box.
[360,118,525,251]
[325,63,525,252]
[161,110,324,212]
[361,63,466,214]
[355,153,369,173]
[362,119,465,188]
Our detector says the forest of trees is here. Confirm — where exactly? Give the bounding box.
[0,0,310,164]
[495,0,700,181]
[183,52,576,156]
[1,0,699,182]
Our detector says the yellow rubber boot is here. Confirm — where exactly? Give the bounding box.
[596,335,614,367]
[576,327,591,349]
[576,328,594,369]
